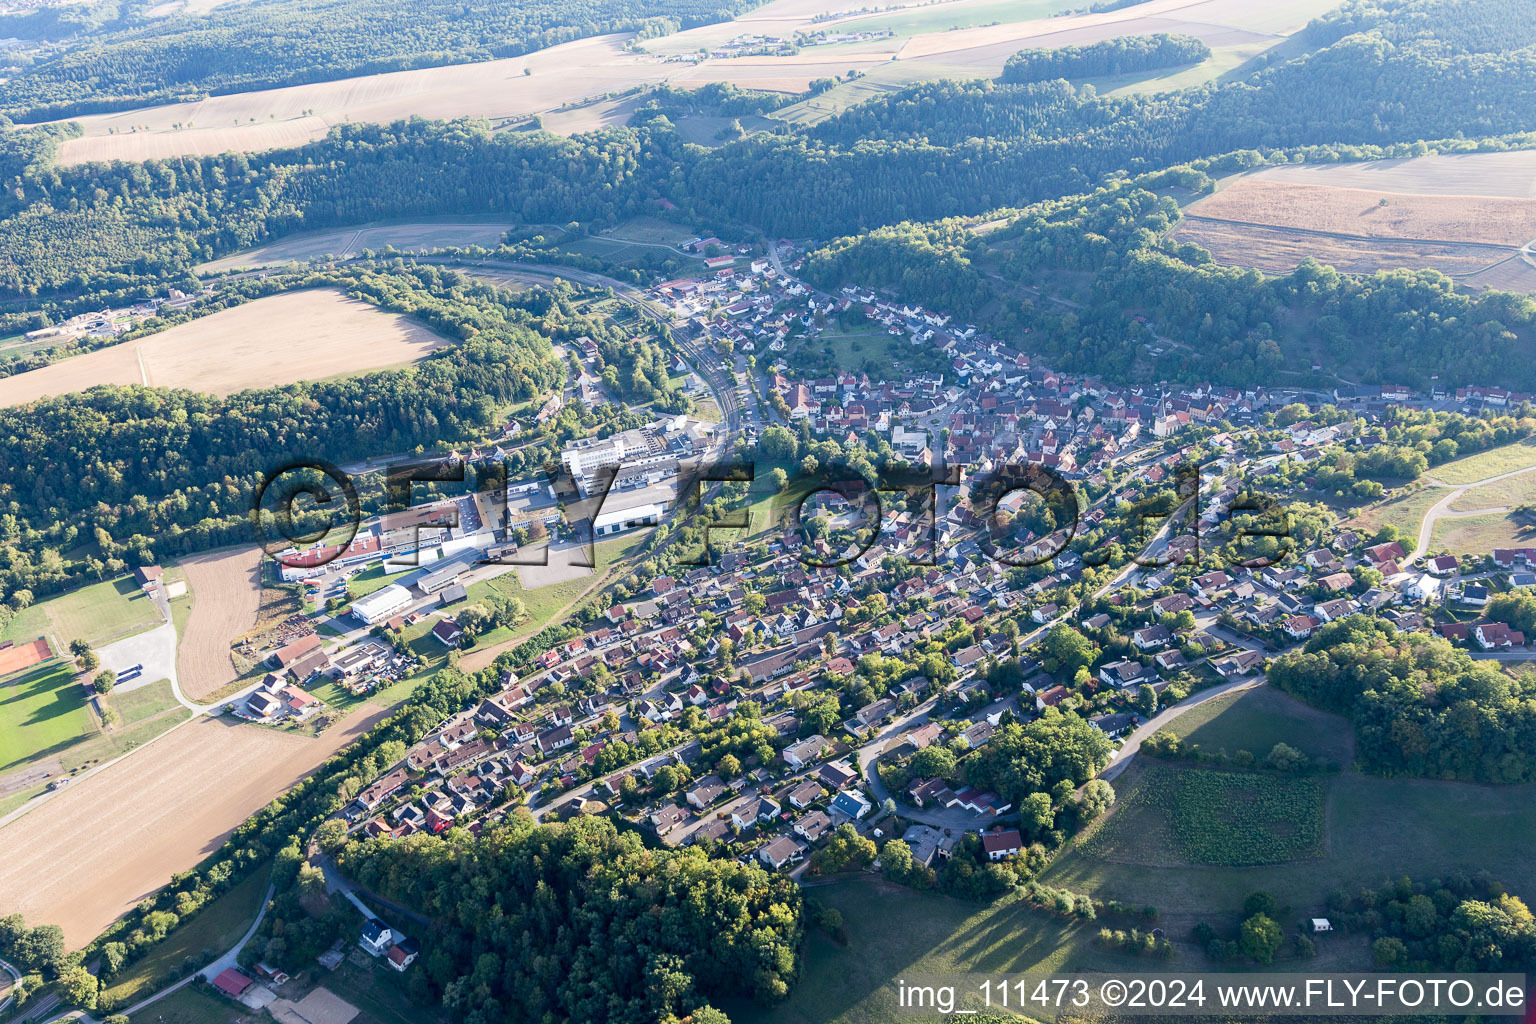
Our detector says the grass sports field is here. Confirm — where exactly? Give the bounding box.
[0,576,162,649]
[0,661,91,773]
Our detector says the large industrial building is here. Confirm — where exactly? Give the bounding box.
[351,583,413,625]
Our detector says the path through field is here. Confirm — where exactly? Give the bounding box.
[1406,464,1536,563]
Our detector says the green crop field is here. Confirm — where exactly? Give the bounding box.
[1044,683,1536,917]
[0,661,92,771]
[1081,762,1326,867]
[1049,757,1536,920]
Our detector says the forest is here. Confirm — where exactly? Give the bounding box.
[1267,616,1536,783]
[1000,33,1210,84]
[0,0,769,119]
[339,816,804,1024]
[1,0,1535,392]
[0,264,564,604]
[0,118,673,327]
[683,0,1536,235]
[1328,875,1536,972]
[800,162,1536,389]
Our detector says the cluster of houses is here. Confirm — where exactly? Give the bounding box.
[290,238,1536,949]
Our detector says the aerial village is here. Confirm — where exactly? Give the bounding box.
[220,236,1536,900]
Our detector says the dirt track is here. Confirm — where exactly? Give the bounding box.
[176,546,265,701]
[0,708,383,948]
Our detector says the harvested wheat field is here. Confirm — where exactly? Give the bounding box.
[176,546,264,701]
[1183,179,1536,245]
[52,34,668,166]
[0,289,448,407]
[0,708,383,948]
[1172,165,1536,279]
[1172,216,1522,276]
[52,0,942,166]
[895,0,1333,67]
[1240,150,1536,198]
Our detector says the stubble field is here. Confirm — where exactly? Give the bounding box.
[175,546,265,701]
[0,707,384,947]
[1172,152,1536,282]
[0,289,449,407]
[1184,179,1536,245]
[47,0,1336,164]
[196,220,517,273]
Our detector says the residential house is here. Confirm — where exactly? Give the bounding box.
[980,827,1023,861]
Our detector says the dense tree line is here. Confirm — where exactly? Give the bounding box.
[0,264,562,604]
[683,0,1536,236]
[1,0,770,119]
[961,710,1112,844]
[1000,34,1210,85]
[803,160,1536,388]
[594,330,691,411]
[1268,616,1536,782]
[634,82,799,120]
[1328,875,1536,972]
[0,118,672,321]
[0,0,125,44]
[340,816,803,1023]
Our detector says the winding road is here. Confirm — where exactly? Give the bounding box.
[1406,462,1536,565]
